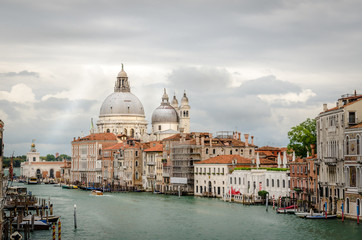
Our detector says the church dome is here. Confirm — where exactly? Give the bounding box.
[152,105,179,124]
[100,92,145,116]
[181,91,189,105]
[118,70,127,78]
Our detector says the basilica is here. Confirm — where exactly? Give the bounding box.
[96,65,190,141]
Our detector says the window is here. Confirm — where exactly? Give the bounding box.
[349,112,356,124]
[213,149,216,154]
[346,136,350,155]
[272,179,274,187]
[218,187,220,195]
[239,178,241,185]
[234,177,236,185]
[33,157,36,162]
[206,148,209,154]
[196,186,198,193]
[230,177,232,184]
[346,198,350,213]
[200,186,203,193]
[158,125,161,131]
[135,151,138,157]
[277,179,280,188]
[230,150,232,154]
[357,135,360,155]
[267,179,269,187]
[135,161,138,167]
[283,180,285,188]
[297,166,299,173]
[292,166,294,173]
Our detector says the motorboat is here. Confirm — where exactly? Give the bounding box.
[62,185,78,189]
[276,205,297,214]
[12,219,51,230]
[295,212,323,218]
[91,190,103,196]
[305,214,337,219]
[27,177,39,184]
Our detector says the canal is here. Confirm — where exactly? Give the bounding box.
[18,184,361,240]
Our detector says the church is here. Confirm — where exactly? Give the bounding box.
[96,65,191,141]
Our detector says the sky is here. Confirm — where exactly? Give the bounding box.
[1,0,361,156]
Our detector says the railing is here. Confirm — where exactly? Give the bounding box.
[324,157,337,165]
[147,161,155,166]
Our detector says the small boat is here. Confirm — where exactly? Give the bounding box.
[49,179,56,184]
[62,185,78,189]
[295,212,323,218]
[276,205,297,214]
[43,179,49,184]
[91,190,103,196]
[53,183,61,187]
[305,214,337,219]
[27,177,39,184]
[12,219,51,230]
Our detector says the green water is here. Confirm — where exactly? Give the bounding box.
[15,184,362,240]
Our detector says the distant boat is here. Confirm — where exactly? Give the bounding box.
[62,185,78,189]
[27,177,39,184]
[305,214,337,219]
[295,212,323,218]
[12,219,51,230]
[91,190,103,196]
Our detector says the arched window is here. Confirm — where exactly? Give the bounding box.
[357,135,360,155]
[135,172,139,180]
[186,111,189,117]
[131,129,135,138]
[346,198,350,213]
[206,148,209,154]
[272,179,274,187]
[346,136,350,155]
[239,177,241,185]
[277,179,280,188]
[107,129,110,133]
[267,179,269,187]
[283,180,285,188]
[124,129,127,135]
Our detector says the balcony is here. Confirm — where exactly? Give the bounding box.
[147,161,156,166]
[163,172,170,177]
[147,174,156,179]
[324,157,337,165]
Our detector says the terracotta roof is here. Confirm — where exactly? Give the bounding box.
[104,143,125,150]
[73,133,117,142]
[348,122,362,129]
[144,144,163,152]
[322,98,362,113]
[195,155,253,165]
[257,146,282,151]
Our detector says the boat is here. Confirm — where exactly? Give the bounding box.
[276,205,297,213]
[62,185,78,189]
[12,219,51,230]
[6,186,27,196]
[43,179,49,184]
[27,177,39,184]
[305,214,337,219]
[49,178,56,184]
[295,212,323,218]
[91,190,103,196]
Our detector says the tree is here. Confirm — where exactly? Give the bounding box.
[258,190,269,199]
[45,154,56,161]
[287,118,316,158]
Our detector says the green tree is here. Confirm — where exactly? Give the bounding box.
[287,118,316,158]
[258,190,269,199]
[45,154,56,161]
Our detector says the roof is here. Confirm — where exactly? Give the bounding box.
[322,98,362,113]
[104,143,125,150]
[195,155,253,165]
[257,146,282,151]
[348,122,362,129]
[24,161,64,165]
[73,133,117,142]
[144,144,163,152]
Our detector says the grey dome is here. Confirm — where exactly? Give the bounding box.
[152,105,179,123]
[100,92,145,116]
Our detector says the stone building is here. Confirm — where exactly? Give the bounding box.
[0,119,4,239]
[344,123,362,219]
[21,141,63,180]
[151,89,191,141]
[316,92,362,214]
[96,65,148,139]
[71,133,117,186]
[143,143,163,191]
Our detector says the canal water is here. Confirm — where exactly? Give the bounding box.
[17,183,361,240]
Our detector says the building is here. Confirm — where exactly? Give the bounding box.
[316,92,362,214]
[344,123,362,219]
[289,157,309,209]
[21,141,63,180]
[71,133,117,186]
[0,119,4,239]
[194,155,255,198]
[151,89,191,140]
[60,160,72,184]
[143,142,163,191]
[96,65,148,139]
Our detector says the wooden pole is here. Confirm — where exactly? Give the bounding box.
[58,219,61,240]
[52,224,56,240]
[266,193,269,211]
[74,204,77,229]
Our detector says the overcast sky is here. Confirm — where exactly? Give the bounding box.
[1,0,361,156]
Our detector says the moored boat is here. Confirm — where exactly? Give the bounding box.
[62,185,78,189]
[27,177,39,184]
[305,214,337,219]
[295,212,324,218]
[276,205,297,214]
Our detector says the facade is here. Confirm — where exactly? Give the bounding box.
[194,155,255,198]
[151,89,191,141]
[230,168,289,200]
[143,143,163,191]
[96,65,148,139]
[289,158,309,209]
[316,93,362,214]
[21,142,63,180]
[344,123,362,219]
[71,133,117,186]
[0,120,4,239]
[60,160,72,184]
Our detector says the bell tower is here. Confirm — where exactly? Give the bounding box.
[179,91,190,133]
[114,63,130,92]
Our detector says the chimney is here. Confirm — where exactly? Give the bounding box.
[209,133,213,147]
[244,134,249,146]
[251,136,254,145]
[310,144,316,157]
[238,133,241,141]
[323,103,328,112]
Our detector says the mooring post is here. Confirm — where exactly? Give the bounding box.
[266,193,269,212]
[50,204,53,216]
[178,186,180,198]
[74,204,77,229]
[357,205,360,224]
[52,224,56,240]
[58,219,61,240]
[31,214,35,231]
[341,203,344,222]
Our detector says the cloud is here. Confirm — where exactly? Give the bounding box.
[0,70,39,78]
[0,83,36,103]
[258,89,316,105]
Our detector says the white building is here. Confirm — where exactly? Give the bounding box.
[21,142,63,180]
[194,155,254,198]
[229,168,290,200]
[97,65,148,139]
[151,89,190,141]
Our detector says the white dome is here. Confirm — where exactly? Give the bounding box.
[100,92,145,116]
[152,105,179,124]
[118,70,127,78]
